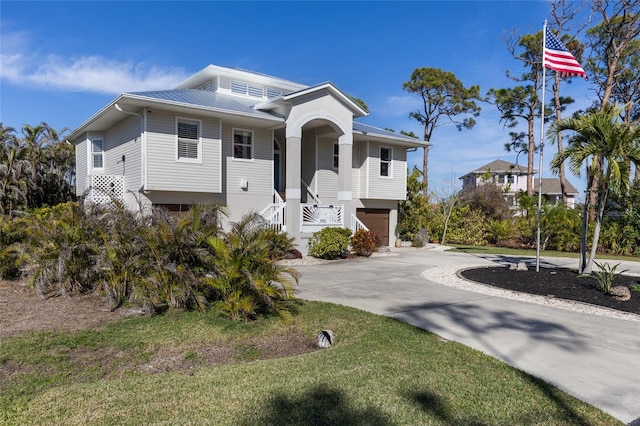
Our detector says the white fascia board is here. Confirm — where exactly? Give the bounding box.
[67,96,125,141]
[173,64,307,92]
[353,130,429,148]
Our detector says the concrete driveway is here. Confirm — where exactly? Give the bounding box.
[295,247,640,425]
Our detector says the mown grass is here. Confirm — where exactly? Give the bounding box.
[448,244,639,262]
[0,302,621,425]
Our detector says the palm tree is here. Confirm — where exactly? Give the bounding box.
[204,213,299,321]
[1,124,34,214]
[550,105,640,274]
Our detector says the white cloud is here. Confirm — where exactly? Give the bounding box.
[0,29,188,94]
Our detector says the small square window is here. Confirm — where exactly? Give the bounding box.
[234,129,253,159]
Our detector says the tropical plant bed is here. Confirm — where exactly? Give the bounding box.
[459,267,640,315]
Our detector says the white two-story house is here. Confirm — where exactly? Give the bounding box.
[68,65,428,251]
[459,159,578,209]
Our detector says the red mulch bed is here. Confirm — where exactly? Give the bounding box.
[459,266,640,315]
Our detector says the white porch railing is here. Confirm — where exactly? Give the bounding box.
[87,175,125,205]
[259,189,286,231]
[301,178,321,204]
[350,213,369,233]
[301,204,343,233]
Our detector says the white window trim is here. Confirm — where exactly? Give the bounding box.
[333,142,339,171]
[89,135,104,172]
[232,128,254,161]
[175,117,202,164]
[380,146,393,178]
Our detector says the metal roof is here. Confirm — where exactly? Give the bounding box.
[353,122,427,145]
[128,90,282,121]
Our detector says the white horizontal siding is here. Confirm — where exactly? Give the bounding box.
[365,141,406,200]
[352,141,365,199]
[300,132,315,196]
[222,122,272,196]
[75,136,88,196]
[312,137,339,200]
[146,109,221,193]
[104,115,142,191]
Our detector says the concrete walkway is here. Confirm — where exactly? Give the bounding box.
[295,247,640,425]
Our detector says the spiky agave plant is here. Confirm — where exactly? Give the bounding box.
[204,213,299,321]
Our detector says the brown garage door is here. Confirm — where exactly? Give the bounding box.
[356,209,390,246]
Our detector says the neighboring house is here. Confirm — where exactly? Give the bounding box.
[68,64,427,252]
[534,178,579,209]
[459,159,578,209]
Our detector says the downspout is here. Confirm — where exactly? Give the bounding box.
[142,108,148,191]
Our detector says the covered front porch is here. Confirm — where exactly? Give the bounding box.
[257,87,368,249]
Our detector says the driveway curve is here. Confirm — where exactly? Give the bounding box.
[295,247,640,425]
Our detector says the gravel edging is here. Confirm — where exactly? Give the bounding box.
[423,264,640,322]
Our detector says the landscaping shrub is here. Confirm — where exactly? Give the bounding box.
[22,202,100,298]
[261,228,296,260]
[308,227,352,259]
[487,219,514,245]
[3,201,297,322]
[0,215,27,279]
[592,261,628,293]
[351,229,377,256]
[412,233,425,247]
[203,213,299,321]
[445,206,487,245]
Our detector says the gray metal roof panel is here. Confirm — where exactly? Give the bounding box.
[127,90,282,121]
[353,122,425,144]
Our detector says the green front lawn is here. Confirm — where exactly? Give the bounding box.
[448,244,639,262]
[1,302,621,425]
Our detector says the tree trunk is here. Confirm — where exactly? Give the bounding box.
[584,186,608,275]
[588,157,603,222]
[579,195,589,274]
[527,115,535,196]
[441,199,456,245]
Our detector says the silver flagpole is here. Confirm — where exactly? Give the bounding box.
[536,21,548,272]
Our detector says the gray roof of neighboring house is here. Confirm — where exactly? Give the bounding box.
[128,90,282,121]
[534,178,579,195]
[467,159,531,175]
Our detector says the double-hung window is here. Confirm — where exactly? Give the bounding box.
[380,147,392,177]
[233,129,253,159]
[91,137,104,169]
[177,118,201,162]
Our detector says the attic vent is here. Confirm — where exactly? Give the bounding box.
[231,80,265,98]
[200,81,213,91]
[231,80,247,95]
[248,84,263,98]
[267,87,284,99]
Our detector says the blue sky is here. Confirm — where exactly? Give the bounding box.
[1,1,593,197]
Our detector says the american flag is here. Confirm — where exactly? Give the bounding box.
[543,28,587,79]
